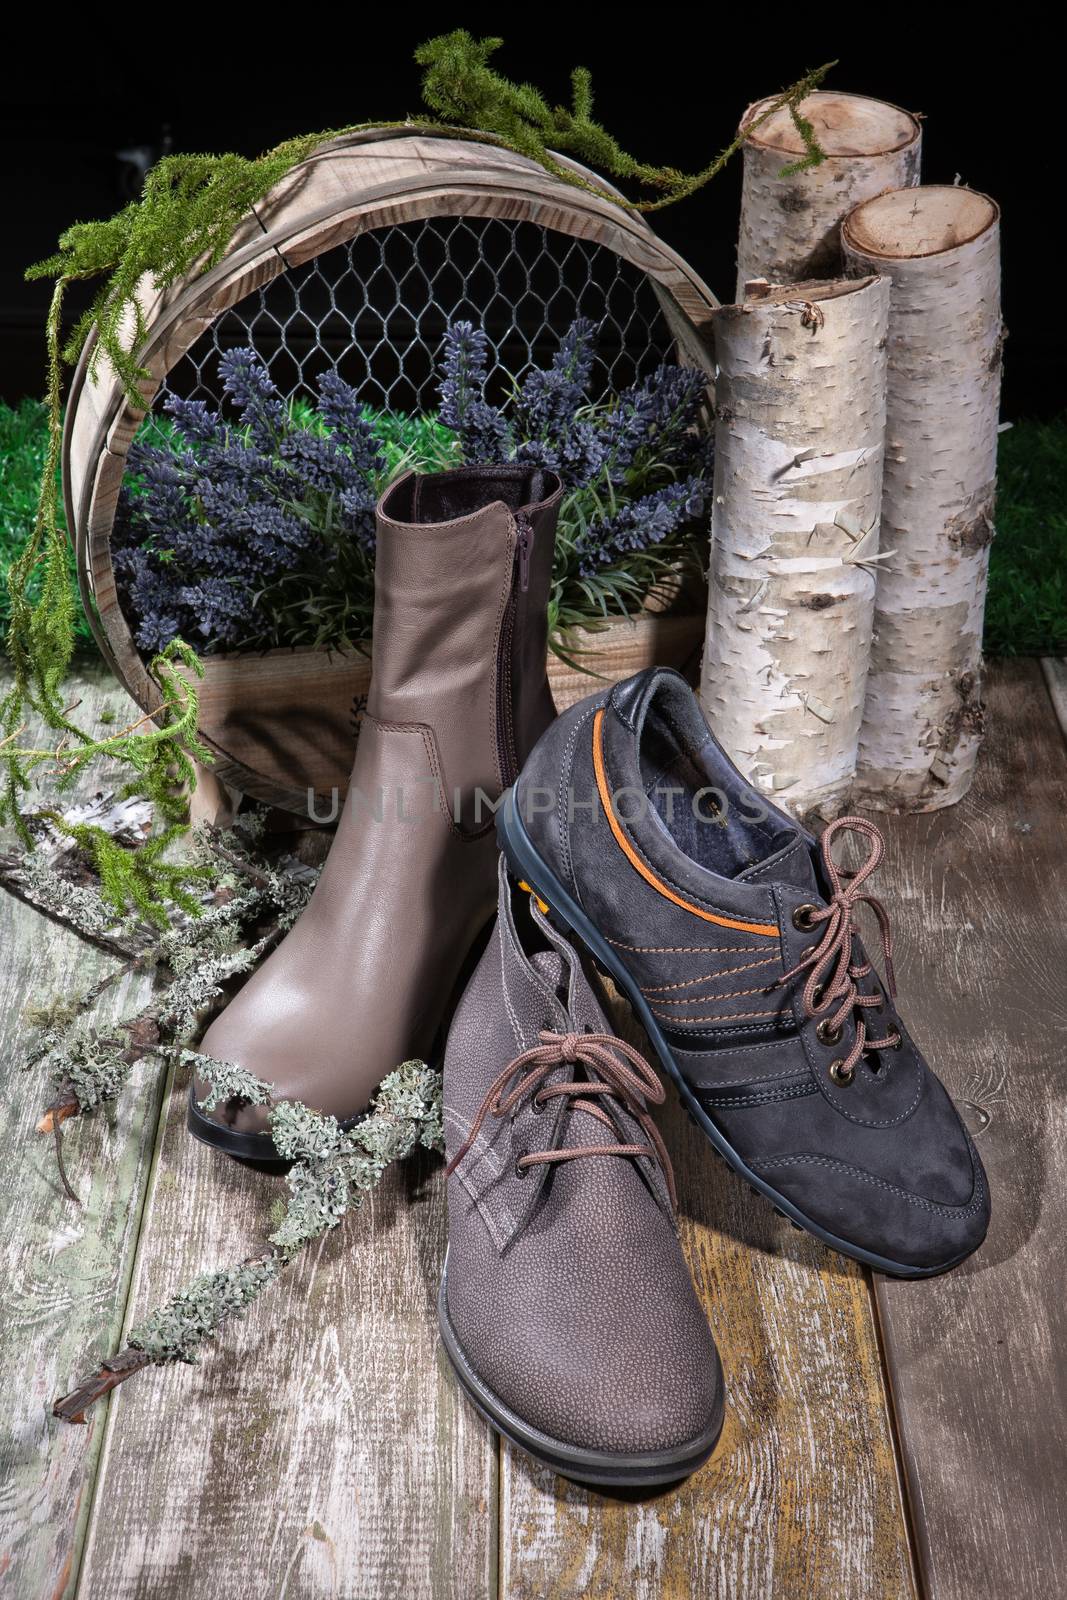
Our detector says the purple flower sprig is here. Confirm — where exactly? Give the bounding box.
[114,350,386,653]
[435,318,712,631]
[573,474,710,579]
[438,321,514,463]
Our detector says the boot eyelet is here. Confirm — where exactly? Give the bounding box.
[816,1018,843,1046]
[515,1156,530,1179]
[829,1060,855,1086]
[793,904,819,931]
[811,984,825,1008]
[531,1094,548,1115]
[891,1033,904,1051]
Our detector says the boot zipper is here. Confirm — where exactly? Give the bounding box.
[496,512,534,785]
[515,511,532,593]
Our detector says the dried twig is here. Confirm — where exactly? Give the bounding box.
[53,1348,152,1423]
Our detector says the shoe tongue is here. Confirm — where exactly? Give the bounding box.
[522,963,630,1152]
[735,834,820,892]
[529,949,568,1002]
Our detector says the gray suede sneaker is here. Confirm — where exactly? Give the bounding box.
[497,668,990,1278]
[440,856,725,1487]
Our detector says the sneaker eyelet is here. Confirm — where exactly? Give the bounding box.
[816,1018,843,1046]
[829,1060,855,1086]
[793,904,819,931]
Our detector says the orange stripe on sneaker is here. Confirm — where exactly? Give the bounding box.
[591,708,779,939]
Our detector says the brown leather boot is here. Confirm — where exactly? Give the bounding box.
[189,465,564,1163]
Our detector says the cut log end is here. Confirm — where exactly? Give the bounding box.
[741,90,920,159]
[842,186,999,261]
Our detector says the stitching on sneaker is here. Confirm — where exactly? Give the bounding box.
[641,957,778,991]
[743,842,806,883]
[649,984,774,1004]
[754,1152,986,1218]
[698,1081,818,1107]
[685,1062,812,1086]
[649,1006,784,1023]
[607,938,772,955]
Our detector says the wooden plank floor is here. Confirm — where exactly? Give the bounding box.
[871,659,1067,1600]
[0,668,160,1598]
[0,657,1062,1597]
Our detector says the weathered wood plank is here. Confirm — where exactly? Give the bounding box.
[75,1066,497,1598]
[0,666,161,1600]
[874,658,1067,1600]
[500,1010,918,1600]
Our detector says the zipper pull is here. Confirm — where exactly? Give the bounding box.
[515,513,533,593]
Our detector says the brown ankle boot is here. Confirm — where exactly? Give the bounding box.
[189,465,564,1162]
[440,858,725,1485]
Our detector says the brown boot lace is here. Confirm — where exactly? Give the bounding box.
[777,816,902,1085]
[446,1030,677,1207]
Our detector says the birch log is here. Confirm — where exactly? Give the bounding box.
[701,276,890,820]
[843,187,1002,811]
[736,92,921,296]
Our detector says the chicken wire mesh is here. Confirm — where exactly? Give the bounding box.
[156,214,678,420]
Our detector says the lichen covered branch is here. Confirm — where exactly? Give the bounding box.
[52,1061,443,1421]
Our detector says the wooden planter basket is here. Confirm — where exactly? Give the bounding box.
[63,127,718,812]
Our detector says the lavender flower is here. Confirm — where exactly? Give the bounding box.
[516,317,596,447]
[177,576,249,646]
[437,322,513,462]
[316,372,385,475]
[161,394,227,444]
[114,352,382,654]
[574,474,710,579]
[114,320,712,657]
[217,347,286,447]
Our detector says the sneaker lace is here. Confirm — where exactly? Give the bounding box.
[777,816,902,1080]
[446,1030,677,1208]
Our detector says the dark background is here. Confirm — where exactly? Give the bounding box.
[1,32,1045,415]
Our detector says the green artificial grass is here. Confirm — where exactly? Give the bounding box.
[0,398,91,646]
[2,400,1065,658]
[984,415,1067,657]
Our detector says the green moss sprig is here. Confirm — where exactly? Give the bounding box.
[417,32,833,209]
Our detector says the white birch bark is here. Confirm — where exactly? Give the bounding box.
[700,277,890,820]
[843,187,1002,811]
[736,92,921,296]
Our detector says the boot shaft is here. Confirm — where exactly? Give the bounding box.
[373,465,563,812]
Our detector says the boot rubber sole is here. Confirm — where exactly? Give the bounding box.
[496,787,975,1282]
[438,1255,724,1488]
[186,1086,364,1171]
